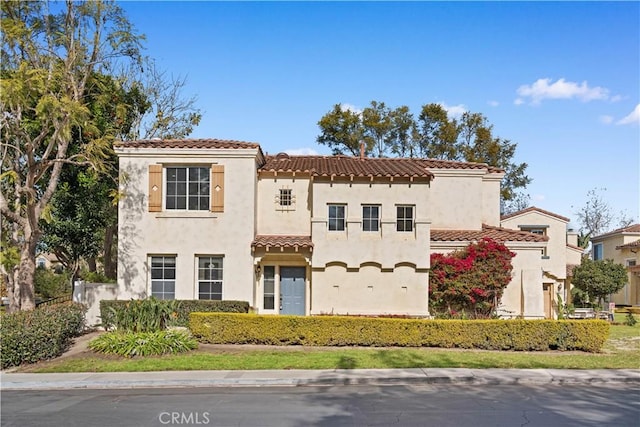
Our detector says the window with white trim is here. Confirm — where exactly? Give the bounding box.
[396,205,414,232]
[279,189,292,206]
[150,256,176,300]
[263,266,275,310]
[593,243,603,260]
[362,205,380,232]
[166,167,210,210]
[328,204,346,231]
[198,256,223,300]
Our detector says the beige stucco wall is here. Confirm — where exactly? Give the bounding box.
[429,169,501,229]
[310,179,430,269]
[116,147,260,305]
[310,265,429,316]
[501,210,568,280]
[257,176,311,235]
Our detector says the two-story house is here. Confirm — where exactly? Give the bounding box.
[500,207,585,317]
[591,224,640,306]
[113,138,551,319]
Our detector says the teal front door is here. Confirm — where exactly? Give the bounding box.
[280,267,306,315]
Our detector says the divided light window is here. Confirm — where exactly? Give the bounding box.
[263,266,275,310]
[362,205,380,232]
[279,189,292,206]
[151,256,176,300]
[166,167,210,210]
[198,256,223,300]
[396,205,414,232]
[328,204,346,231]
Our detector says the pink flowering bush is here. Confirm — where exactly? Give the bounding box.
[429,238,515,318]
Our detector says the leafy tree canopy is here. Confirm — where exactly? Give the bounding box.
[572,258,628,305]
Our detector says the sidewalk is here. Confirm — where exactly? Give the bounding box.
[2,368,639,390]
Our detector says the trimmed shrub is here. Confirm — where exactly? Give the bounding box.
[101,297,180,332]
[88,330,198,357]
[100,299,249,329]
[189,313,609,352]
[0,302,87,368]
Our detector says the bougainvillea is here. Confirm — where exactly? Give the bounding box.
[429,238,516,318]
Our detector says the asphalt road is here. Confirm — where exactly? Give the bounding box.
[2,383,639,427]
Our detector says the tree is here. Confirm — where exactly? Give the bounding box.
[572,258,627,306]
[501,192,531,216]
[417,103,459,160]
[429,238,516,318]
[575,188,614,239]
[362,101,393,158]
[317,104,366,156]
[388,106,418,157]
[0,0,142,312]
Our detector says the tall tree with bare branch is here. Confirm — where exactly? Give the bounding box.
[1,0,142,311]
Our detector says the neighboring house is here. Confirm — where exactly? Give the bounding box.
[590,224,640,306]
[113,138,552,319]
[500,207,584,317]
[35,252,62,271]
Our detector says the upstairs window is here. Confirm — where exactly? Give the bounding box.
[328,204,346,231]
[362,205,380,232]
[593,243,603,260]
[396,205,414,232]
[166,167,210,211]
[279,189,292,206]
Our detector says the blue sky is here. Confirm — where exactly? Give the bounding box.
[119,1,639,230]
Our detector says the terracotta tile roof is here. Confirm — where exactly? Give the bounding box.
[251,235,313,251]
[629,265,640,274]
[114,138,261,150]
[617,239,640,250]
[259,154,504,179]
[593,223,640,240]
[567,243,584,252]
[501,206,570,222]
[430,224,548,243]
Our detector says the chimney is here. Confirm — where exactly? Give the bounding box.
[360,141,365,159]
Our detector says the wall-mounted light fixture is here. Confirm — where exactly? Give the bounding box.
[255,265,261,275]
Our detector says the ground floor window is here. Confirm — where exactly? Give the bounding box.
[198,256,223,300]
[263,266,275,309]
[150,256,176,300]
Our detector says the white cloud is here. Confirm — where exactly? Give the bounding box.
[616,104,640,125]
[285,148,319,156]
[516,78,610,105]
[610,94,623,103]
[439,102,467,118]
[599,115,614,125]
[339,103,362,115]
[514,98,525,106]
[488,100,500,107]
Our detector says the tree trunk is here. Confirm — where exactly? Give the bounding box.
[87,257,97,272]
[11,240,38,312]
[103,223,117,279]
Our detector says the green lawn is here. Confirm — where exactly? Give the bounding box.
[17,321,640,373]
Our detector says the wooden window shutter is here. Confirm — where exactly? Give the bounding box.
[211,164,224,212]
[148,164,163,212]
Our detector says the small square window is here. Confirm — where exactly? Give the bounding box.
[279,189,292,206]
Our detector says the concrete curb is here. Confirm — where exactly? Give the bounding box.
[2,368,639,390]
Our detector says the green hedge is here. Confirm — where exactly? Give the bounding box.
[100,299,249,329]
[189,313,609,352]
[0,302,87,368]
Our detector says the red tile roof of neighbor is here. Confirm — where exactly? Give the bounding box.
[114,139,261,150]
[500,206,570,222]
[430,224,549,243]
[593,223,640,239]
[617,239,640,250]
[259,154,504,179]
[251,235,314,250]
